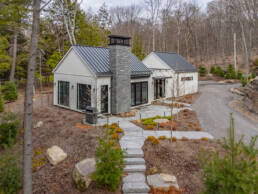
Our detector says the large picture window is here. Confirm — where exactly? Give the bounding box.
[131,82,148,106]
[77,84,91,110]
[58,81,69,106]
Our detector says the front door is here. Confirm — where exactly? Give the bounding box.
[154,79,165,99]
[101,85,108,113]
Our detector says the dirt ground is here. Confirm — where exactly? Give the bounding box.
[174,93,200,104]
[143,139,223,194]
[132,109,201,131]
[1,105,122,194]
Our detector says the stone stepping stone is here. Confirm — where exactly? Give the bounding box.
[124,158,145,165]
[120,141,144,150]
[123,173,146,183]
[123,182,150,193]
[125,148,144,158]
[124,165,146,173]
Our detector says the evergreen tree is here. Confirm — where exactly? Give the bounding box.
[132,34,146,60]
[0,35,11,78]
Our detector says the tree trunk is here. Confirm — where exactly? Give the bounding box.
[152,26,155,51]
[233,32,237,72]
[39,52,42,92]
[240,22,249,77]
[23,0,41,193]
[10,30,18,81]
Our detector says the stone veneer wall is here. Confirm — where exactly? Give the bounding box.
[109,45,131,114]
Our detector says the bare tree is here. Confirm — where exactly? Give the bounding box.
[57,0,82,45]
[144,0,162,51]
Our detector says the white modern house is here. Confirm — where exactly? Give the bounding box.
[53,35,198,114]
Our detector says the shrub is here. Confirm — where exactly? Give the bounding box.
[251,72,256,79]
[0,112,19,148]
[0,90,4,112]
[146,125,155,130]
[115,128,123,133]
[142,119,157,126]
[199,66,207,77]
[171,137,177,142]
[152,138,159,145]
[2,81,18,101]
[110,123,119,129]
[196,127,201,131]
[241,76,248,87]
[158,136,166,140]
[199,114,258,194]
[147,136,156,141]
[181,136,189,141]
[92,130,124,191]
[225,64,236,79]
[0,152,21,194]
[201,137,208,141]
[215,66,224,77]
[111,133,119,140]
[210,66,216,74]
[237,70,243,80]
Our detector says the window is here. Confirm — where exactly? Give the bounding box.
[131,82,148,106]
[181,76,193,81]
[77,84,91,110]
[58,81,69,106]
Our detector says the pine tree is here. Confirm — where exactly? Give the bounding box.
[0,35,11,78]
[132,34,146,60]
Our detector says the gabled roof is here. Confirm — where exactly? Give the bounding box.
[153,51,197,73]
[73,45,151,77]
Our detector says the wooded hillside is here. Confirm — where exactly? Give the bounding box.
[0,0,257,85]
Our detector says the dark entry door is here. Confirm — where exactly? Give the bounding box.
[154,79,165,99]
[77,84,91,110]
[101,85,108,113]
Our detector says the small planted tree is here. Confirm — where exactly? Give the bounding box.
[199,66,207,77]
[199,114,258,194]
[92,127,124,191]
[210,66,216,74]
[225,64,236,79]
[0,90,4,112]
[2,81,18,101]
[215,66,224,77]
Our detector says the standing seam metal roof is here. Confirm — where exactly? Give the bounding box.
[153,51,197,73]
[73,45,151,76]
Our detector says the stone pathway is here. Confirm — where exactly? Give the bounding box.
[96,105,214,193]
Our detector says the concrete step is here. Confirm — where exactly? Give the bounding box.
[124,158,145,165]
[124,165,146,173]
[123,173,146,183]
[125,148,144,158]
[123,182,150,193]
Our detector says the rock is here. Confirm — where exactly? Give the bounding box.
[34,121,43,128]
[46,146,67,165]
[147,173,179,191]
[242,76,258,114]
[72,158,96,191]
[230,88,244,96]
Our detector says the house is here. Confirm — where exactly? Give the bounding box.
[143,51,198,100]
[53,35,198,114]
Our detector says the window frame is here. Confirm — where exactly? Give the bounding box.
[58,81,70,107]
[131,81,148,106]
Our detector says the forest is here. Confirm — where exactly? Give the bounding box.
[0,0,257,86]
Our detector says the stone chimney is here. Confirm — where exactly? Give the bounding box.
[109,35,131,114]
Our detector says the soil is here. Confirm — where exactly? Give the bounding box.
[132,109,201,131]
[143,139,223,194]
[170,93,200,105]
[1,104,122,194]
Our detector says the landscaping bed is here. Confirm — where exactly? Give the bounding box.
[1,105,123,194]
[173,93,200,104]
[132,109,201,131]
[143,139,223,194]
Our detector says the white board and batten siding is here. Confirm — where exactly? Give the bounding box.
[53,48,97,111]
[177,72,198,96]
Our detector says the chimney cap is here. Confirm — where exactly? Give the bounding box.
[108,34,131,46]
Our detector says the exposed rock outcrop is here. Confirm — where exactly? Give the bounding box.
[243,76,258,114]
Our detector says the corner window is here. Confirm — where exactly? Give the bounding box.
[131,82,148,106]
[58,81,70,106]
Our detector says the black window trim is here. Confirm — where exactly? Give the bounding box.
[131,81,148,107]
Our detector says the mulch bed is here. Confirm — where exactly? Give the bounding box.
[132,109,201,131]
[2,105,122,194]
[143,139,223,194]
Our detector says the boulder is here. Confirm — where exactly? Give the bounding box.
[46,145,67,165]
[147,173,179,191]
[72,158,96,191]
[34,121,43,128]
[242,76,258,114]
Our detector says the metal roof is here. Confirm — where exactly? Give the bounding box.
[153,51,198,73]
[73,45,151,76]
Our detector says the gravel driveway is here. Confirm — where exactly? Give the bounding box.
[193,81,258,146]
